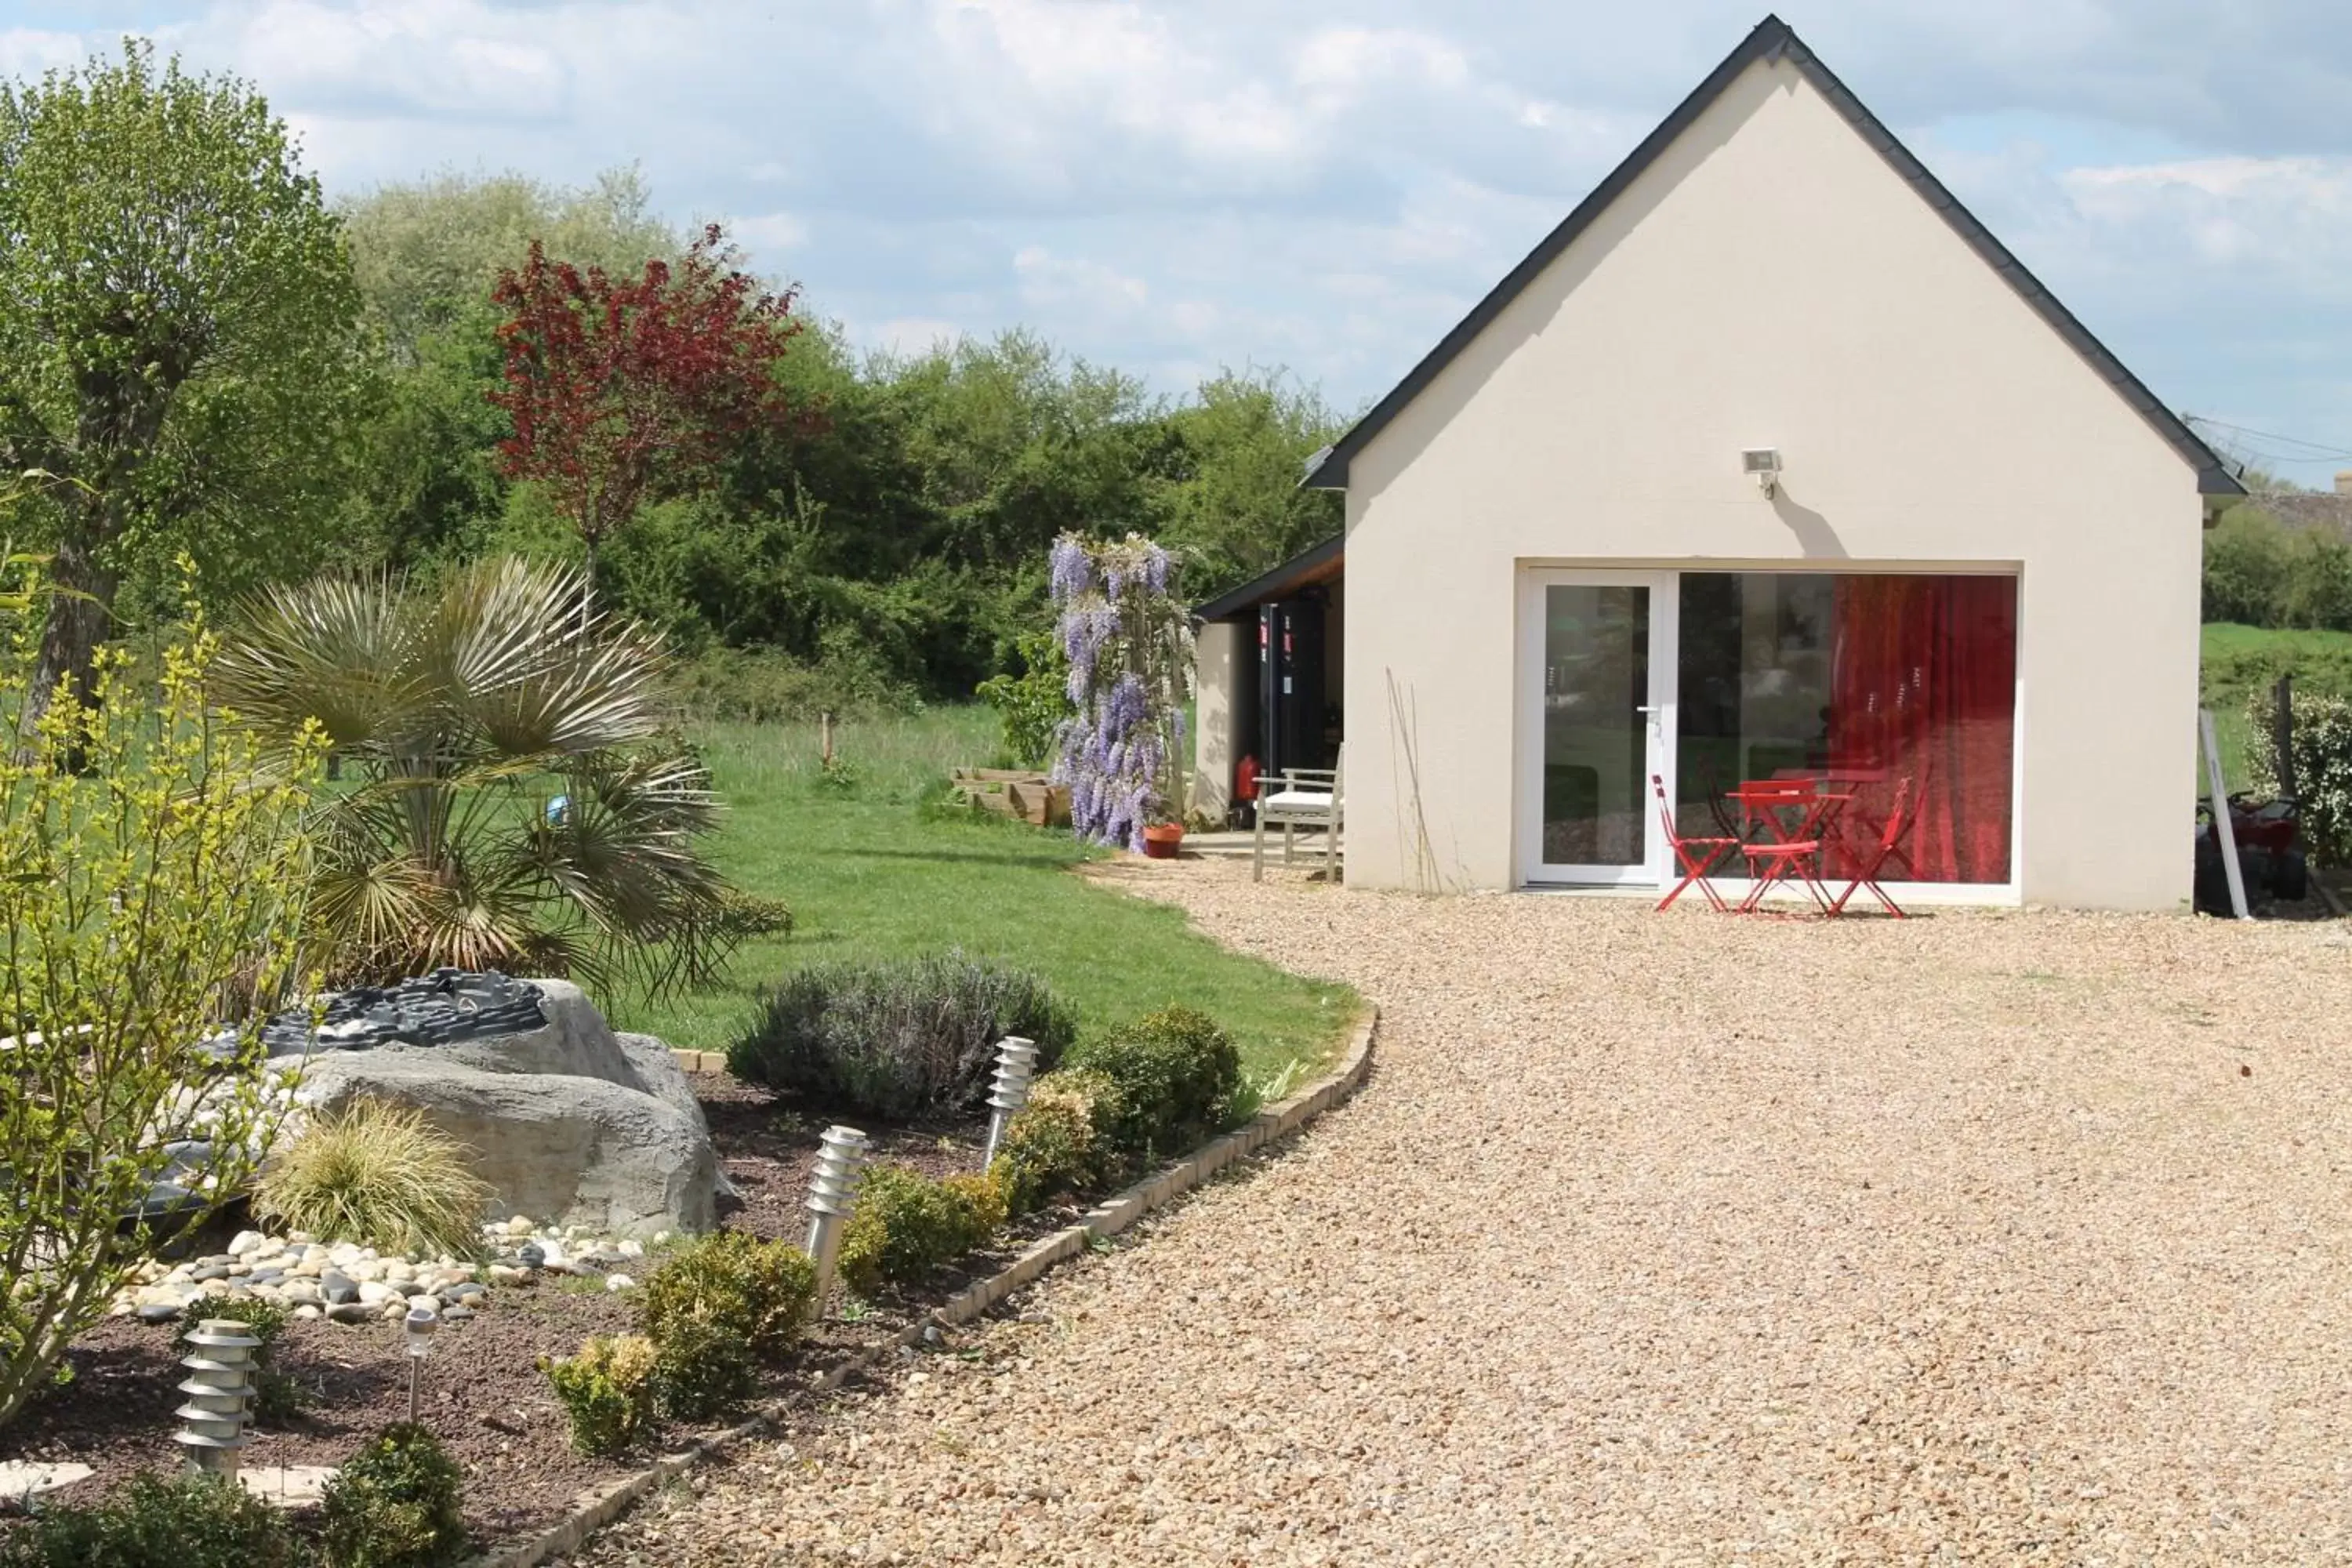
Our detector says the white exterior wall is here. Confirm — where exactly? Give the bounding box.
[1193,619,1243,823]
[1341,59,2205,910]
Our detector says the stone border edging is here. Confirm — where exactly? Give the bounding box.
[474,1005,1380,1568]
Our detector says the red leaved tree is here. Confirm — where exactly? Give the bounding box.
[489,223,800,600]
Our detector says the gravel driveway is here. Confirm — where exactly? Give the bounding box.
[574,866,2352,1565]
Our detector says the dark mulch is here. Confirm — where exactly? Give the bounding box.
[0,1079,1087,1555]
[696,1076,985,1242]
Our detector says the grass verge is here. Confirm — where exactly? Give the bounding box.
[609,710,1357,1083]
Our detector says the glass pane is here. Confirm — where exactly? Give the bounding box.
[1675,572,2016,884]
[1541,584,1648,866]
[1675,574,1835,837]
[1824,575,2016,884]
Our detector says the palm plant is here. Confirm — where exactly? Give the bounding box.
[214,555,737,993]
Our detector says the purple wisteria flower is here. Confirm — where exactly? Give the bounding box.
[1049,531,1194,850]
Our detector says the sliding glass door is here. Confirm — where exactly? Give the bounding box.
[1520,567,2018,892]
[1516,571,1676,887]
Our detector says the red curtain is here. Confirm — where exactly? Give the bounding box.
[1827,575,2016,883]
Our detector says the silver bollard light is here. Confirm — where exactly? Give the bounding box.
[982,1036,1040,1167]
[804,1124,871,1301]
[176,1319,262,1478]
[404,1305,439,1424]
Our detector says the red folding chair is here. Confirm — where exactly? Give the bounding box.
[1652,773,1737,913]
[1828,777,1913,918]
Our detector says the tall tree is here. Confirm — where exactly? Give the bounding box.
[1149,368,1346,597]
[490,223,802,599]
[0,40,366,713]
[340,165,681,364]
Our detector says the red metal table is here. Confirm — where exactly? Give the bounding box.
[1726,780,1850,913]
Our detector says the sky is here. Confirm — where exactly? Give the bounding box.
[5,1,2352,483]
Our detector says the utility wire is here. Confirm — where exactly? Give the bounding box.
[2183,414,2352,464]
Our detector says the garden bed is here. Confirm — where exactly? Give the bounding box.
[0,1079,1084,1552]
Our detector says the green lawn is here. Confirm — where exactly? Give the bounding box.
[608,708,1358,1082]
[2200,622,2352,791]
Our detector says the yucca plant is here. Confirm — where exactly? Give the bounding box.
[214,555,739,993]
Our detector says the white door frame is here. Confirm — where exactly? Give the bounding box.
[1515,568,1679,887]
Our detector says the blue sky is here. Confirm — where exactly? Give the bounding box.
[7,1,2352,482]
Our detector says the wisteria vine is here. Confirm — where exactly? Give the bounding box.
[1050,532,1195,851]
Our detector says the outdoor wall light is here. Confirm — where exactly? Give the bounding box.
[982,1036,1040,1167]
[176,1319,262,1479]
[1742,448,1783,498]
[804,1123,872,1301]
[403,1305,440,1424]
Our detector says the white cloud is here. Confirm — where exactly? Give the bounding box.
[19,0,2352,454]
[1012,245,1148,313]
[733,211,811,262]
[866,315,964,357]
[230,0,571,120]
[2063,157,2352,272]
[0,28,90,77]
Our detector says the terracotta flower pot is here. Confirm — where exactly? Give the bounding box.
[1141,822,1185,859]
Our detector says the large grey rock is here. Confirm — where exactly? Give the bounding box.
[290,982,722,1238]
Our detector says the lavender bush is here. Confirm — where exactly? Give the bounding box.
[1050,532,1195,850]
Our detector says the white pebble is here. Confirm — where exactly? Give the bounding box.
[604,1273,635,1292]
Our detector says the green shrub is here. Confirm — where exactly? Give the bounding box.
[2204,507,2296,626]
[2249,688,2352,866]
[1065,1006,1241,1163]
[177,1297,303,1422]
[714,887,796,939]
[317,1422,466,1568]
[838,1166,1006,1296]
[668,644,916,724]
[728,950,1076,1119]
[0,591,321,1435]
[0,1472,298,1568]
[637,1230,816,1421]
[974,630,1068,768]
[991,1068,1123,1211]
[255,1102,491,1261]
[2285,530,2352,633]
[541,1334,657,1457]
[646,1312,756,1422]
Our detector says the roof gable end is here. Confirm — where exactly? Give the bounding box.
[1306,15,2244,499]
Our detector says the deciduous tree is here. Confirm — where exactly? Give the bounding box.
[0,41,366,717]
[490,225,801,600]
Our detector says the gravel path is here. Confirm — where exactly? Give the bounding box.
[572,866,2352,1565]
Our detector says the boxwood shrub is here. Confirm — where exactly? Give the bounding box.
[637,1229,817,1420]
[0,1473,297,1568]
[728,950,1076,1119]
[838,1165,1007,1297]
[316,1422,467,1568]
[991,1068,1124,1212]
[1063,1006,1240,1164]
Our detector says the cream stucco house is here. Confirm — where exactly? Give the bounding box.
[1191,15,2243,912]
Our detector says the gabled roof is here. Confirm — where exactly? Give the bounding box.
[1193,532,1344,622]
[1304,15,2245,499]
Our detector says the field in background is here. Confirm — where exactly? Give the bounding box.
[610,706,1357,1080]
[2201,622,2352,792]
